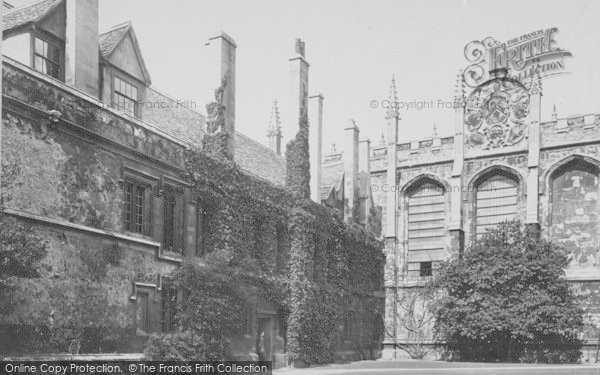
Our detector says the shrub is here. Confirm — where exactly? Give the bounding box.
[433,221,583,363]
[144,332,202,361]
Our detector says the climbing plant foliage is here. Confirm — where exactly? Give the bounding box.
[146,91,384,364]
[285,92,311,200]
[432,220,583,363]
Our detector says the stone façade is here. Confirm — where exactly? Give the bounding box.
[0,56,384,363]
[364,80,600,360]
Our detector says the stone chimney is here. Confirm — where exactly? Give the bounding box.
[206,32,237,159]
[65,0,99,97]
[358,138,371,227]
[285,38,311,199]
[288,39,309,133]
[267,100,282,155]
[344,120,359,224]
[309,93,324,203]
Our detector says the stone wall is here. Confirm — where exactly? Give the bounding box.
[1,59,185,354]
[375,99,600,359]
[0,59,384,361]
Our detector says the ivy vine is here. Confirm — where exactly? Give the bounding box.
[162,89,385,365]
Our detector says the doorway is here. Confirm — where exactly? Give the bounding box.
[256,317,274,361]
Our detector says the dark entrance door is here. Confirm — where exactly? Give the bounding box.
[257,317,274,361]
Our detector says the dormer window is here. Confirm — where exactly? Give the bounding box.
[114,76,139,117]
[34,37,62,80]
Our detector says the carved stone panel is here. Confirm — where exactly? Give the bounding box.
[465,77,530,150]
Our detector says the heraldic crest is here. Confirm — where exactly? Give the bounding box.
[464,77,530,149]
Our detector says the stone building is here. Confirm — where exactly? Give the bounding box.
[317,59,600,362]
[0,0,384,365]
[320,69,600,361]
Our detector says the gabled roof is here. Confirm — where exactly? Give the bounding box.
[99,21,152,84]
[98,22,130,57]
[2,0,63,33]
[321,161,344,203]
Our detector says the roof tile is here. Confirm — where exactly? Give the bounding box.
[98,22,130,58]
[2,0,62,32]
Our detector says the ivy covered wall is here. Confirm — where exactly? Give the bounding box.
[0,61,384,364]
[182,137,384,364]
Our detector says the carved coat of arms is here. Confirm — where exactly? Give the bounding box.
[464,77,530,149]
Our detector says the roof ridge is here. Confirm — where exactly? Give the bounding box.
[98,21,151,84]
[99,20,131,35]
[235,131,286,160]
[3,0,63,33]
[98,22,131,59]
[4,0,54,14]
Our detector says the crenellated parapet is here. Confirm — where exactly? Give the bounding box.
[541,114,600,148]
[368,135,455,172]
[366,113,600,174]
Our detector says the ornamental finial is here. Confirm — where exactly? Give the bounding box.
[267,99,281,137]
[386,76,399,120]
[454,69,466,108]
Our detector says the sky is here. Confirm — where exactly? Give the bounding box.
[13,0,600,153]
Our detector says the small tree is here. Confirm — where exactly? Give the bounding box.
[394,287,439,359]
[433,220,583,363]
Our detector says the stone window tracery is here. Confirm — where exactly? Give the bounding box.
[550,160,600,270]
[475,173,518,236]
[407,181,446,278]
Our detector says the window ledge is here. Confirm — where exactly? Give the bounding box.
[2,208,184,265]
[158,252,183,264]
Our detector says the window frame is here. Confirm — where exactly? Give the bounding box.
[195,201,209,257]
[162,184,184,254]
[136,290,151,335]
[31,33,64,80]
[160,278,178,333]
[121,168,157,237]
[549,160,600,239]
[419,261,433,277]
[113,74,140,118]
[405,179,447,279]
[123,179,148,235]
[473,171,520,238]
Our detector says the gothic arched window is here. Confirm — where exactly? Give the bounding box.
[475,172,518,236]
[407,181,446,277]
[550,160,599,269]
